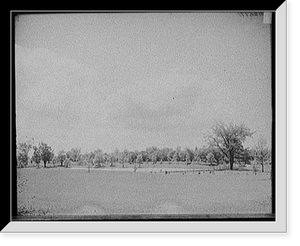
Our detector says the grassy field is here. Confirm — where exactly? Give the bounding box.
[17,167,272,219]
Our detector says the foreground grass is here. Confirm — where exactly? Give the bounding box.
[17,167,272,218]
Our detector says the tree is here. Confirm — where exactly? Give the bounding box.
[136,153,143,168]
[156,149,164,163]
[206,152,215,166]
[161,148,170,162]
[113,148,120,163]
[85,152,95,169]
[167,150,174,164]
[57,151,66,166]
[172,150,180,163]
[241,148,253,165]
[119,152,125,168]
[185,148,194,165]
[39,142,54,168]
[140,151,147,162]
[254,137,270,173]
[177,147,186,162]
[93,151,104,168]
[125,151,135,164]
[17,142,32,168]
[151,152,157,164]
[207,122,253,170]
[197,147,210,163]
[193,148,202,163]
[78,156,87,166]
[87,151,95,164]
[209,148,223,165]
[67,148,81,162]
[63,158,71,168]
[32,145,42,167]
[108,154,115,167]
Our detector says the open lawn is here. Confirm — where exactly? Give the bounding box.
[17,167,272,219]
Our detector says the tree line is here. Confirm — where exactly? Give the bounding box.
[16,122,271,171]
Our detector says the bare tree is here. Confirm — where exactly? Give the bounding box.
[207,122,253,170]
[255,136,270,173]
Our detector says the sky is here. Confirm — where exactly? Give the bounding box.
[15,13,272,154]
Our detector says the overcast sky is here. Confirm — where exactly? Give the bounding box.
[15,13,272,153]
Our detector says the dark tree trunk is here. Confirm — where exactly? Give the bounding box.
[44,160,47,168]
[261,160,264,172]
[229,155,234,170]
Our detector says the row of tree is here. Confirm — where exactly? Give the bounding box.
[16,122,271,171]
[17,141,54,168]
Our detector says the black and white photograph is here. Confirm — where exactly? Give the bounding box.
[13,11,276,223]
